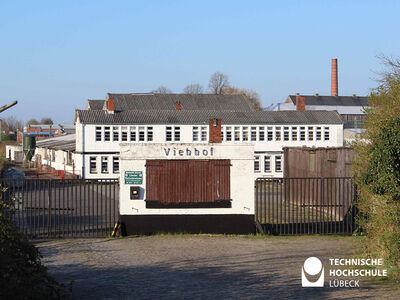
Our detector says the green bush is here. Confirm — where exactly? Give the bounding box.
[354,61,400,282]
[0,188,68,300]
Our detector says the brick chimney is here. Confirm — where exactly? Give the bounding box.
[331,58,338,96]
[106,98,115,113]
[209,118,222,143]
[296,95,306,111]
[175,101,182,110]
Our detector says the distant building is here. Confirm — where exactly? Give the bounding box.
[17,124,75,143]
[267,59,369,129]
[269,94,368,129]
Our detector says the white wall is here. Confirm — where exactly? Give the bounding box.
[119,143,254,216]
[6,145,23,162]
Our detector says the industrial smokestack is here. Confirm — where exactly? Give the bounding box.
[331,58,338,96]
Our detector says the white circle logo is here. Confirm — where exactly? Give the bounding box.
[304,257,323,275]
[302,257,324,287]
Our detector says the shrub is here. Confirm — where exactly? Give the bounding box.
[0,187,68,300]
[353,58,400,282]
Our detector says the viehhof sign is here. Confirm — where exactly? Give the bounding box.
[125,171,143,184]
[163,147,214,157]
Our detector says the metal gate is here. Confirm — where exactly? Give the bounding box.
[1,178,119,238]
[255,177,358,235]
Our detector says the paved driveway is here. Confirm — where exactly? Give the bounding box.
[37,236,398,299]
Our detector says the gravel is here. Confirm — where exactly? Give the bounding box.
[36,235,398,300]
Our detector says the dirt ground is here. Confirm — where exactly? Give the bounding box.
[36,235,398,300]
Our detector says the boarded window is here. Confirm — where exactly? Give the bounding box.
[146,159,231,208]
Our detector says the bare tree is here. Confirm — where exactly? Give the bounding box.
[26,118,39,126]
[208,72,229,94]
[183,84,204,94]
[375,54,400,92]
[152,86,172,94]
[222,86,263,111]
[40,118,53,125]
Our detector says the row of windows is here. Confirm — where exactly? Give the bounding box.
[254,155,283,173]
[95,125,331,143]
[222,126,330,142]
[95,126,153,142]
[89,156,119,174]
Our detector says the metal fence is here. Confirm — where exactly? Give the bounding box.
[255,177,358,235]
[1,178,119,239]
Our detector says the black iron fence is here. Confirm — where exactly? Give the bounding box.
[1,178,119,238]
[255,177,358,235]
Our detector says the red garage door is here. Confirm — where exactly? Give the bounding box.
[145,160,231,208]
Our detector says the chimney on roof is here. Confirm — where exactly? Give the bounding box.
[175,101,182,110]
[331,58,338,96]
[296,95,306,111]
[209,118,222,143]
[106,98,115,113]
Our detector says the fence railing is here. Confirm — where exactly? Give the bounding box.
[1,178,119,239]
[255,177,358,235]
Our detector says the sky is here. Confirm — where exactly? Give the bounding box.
[0,0,399,124]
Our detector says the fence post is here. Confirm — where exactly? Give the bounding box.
[48,180,52,237]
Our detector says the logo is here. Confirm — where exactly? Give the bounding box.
[302,257,324,287]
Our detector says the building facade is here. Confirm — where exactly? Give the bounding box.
[75,98,344,179]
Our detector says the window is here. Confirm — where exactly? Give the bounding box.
[166,126,172,141]
[221,126,225,141]
[254,155,261,172]
[67,151,73,165]
[275,156,282,172]
[130,126,136,141]
[300,127,306,141]
[226,126,232,141]
[234,126,240,141]
[284,127,289,141]
[192,126,199,141]
[90,157,97,174]
[259,126,265,141]
[95,126,102,141]
[113,157,119,174]
[251,127,257,141]
[101,156,108,174]
[104,126,110,141]
[267,126,273,141]
[166,126,180,141]
[275,126,281,141]
[147,126,153,141]
[316,127,322,141]
[242,126,249,141]
[324,127,330,141]
[200,126,207,141]
[174,126,180,141]
[138,126,145,141]
[292,126,298,141]
[121,126,128,141]
[113,126,119,141]
[308,126,314,141]
[264,156,271,172]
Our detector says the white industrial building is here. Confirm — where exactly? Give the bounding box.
[73,94,344,179]
[7,93,344,180]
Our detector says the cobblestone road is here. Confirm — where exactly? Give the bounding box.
[37,235,398,300]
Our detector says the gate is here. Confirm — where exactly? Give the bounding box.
[1,178,119,238]
[255,177,358,235]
